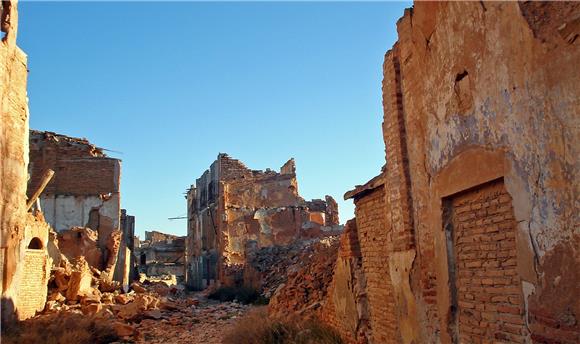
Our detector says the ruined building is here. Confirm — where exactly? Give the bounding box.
[1,0,53,321]
[119,209,136,282]
[185,154,341,290]
[137,230,185,279]
[28,130,133,286]
[323,2,579,343]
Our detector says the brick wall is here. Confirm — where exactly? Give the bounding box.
[28,140,120,196]
[377,2,580,343]
[17,249,49,319]
[445,179,526,343]
[354,187,401,343]
[322,219,370,344]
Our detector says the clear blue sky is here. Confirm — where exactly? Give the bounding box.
[18,1,411,238]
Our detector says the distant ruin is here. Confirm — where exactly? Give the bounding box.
[137,230,185,280]
[185,154,342,290]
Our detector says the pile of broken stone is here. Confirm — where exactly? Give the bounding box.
[249,236,340,318]
[41,254,249,341]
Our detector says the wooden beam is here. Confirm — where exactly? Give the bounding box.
[26,169,54,211]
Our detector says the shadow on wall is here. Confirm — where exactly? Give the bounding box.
[1,297,17,328]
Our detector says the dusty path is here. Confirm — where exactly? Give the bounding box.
[132,293,250,344]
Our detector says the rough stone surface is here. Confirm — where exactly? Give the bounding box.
[57,227,102,269]
[1,0,52,322]
[321,219,371,344]
[65,257,93,301]
[268,237,339,318]
[185,154,342,290]
[137,230,185,279]
[335,2,580,343]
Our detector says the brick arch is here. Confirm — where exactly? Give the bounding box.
[27,237,43,250]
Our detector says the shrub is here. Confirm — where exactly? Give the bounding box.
[208,286,268,305]
[223,307,344,344]
[1,312,119,344]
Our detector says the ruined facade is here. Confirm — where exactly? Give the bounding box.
[137,231,185,278]
[321,219,371,344]
[185,154,341,290]
[115,209,136,285]
[1,0,52,321]
[27,130,131,285]
[333,2,580,343]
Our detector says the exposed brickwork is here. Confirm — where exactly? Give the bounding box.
[355,2,580,343]
[26,130,127,284]
[382,47,416,253]
[17,249,50,319]
[353,186,400,343]
[28,131,120,196]
[321,219,370,344]
[446,179,526,343]
[186,154,342,290]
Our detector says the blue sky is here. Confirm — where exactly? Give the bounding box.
[18,1,411,238]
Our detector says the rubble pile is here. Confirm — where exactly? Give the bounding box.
[136,298,249,344]
[248,237,340,299]
[262,237,340,318]
[38,260,250,343]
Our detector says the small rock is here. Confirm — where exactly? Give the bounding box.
[82,302,102,315]
[113,322,135,337]
[131,282,147,293]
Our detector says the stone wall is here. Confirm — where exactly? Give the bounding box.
[28,130,121,239]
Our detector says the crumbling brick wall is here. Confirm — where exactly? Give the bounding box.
[321,219,370,344]
[186,154,342,290]
[28,130,127,283]
[347,178,401,344]
[355,2,580,343]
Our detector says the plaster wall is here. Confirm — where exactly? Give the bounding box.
[0,0,32,322]
[41,194,120,233]
[377,2,580,343]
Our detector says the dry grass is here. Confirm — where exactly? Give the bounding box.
[223,307,344,344]
[1,312,119,344]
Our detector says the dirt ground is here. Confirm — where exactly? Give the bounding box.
[130,293,250,344]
